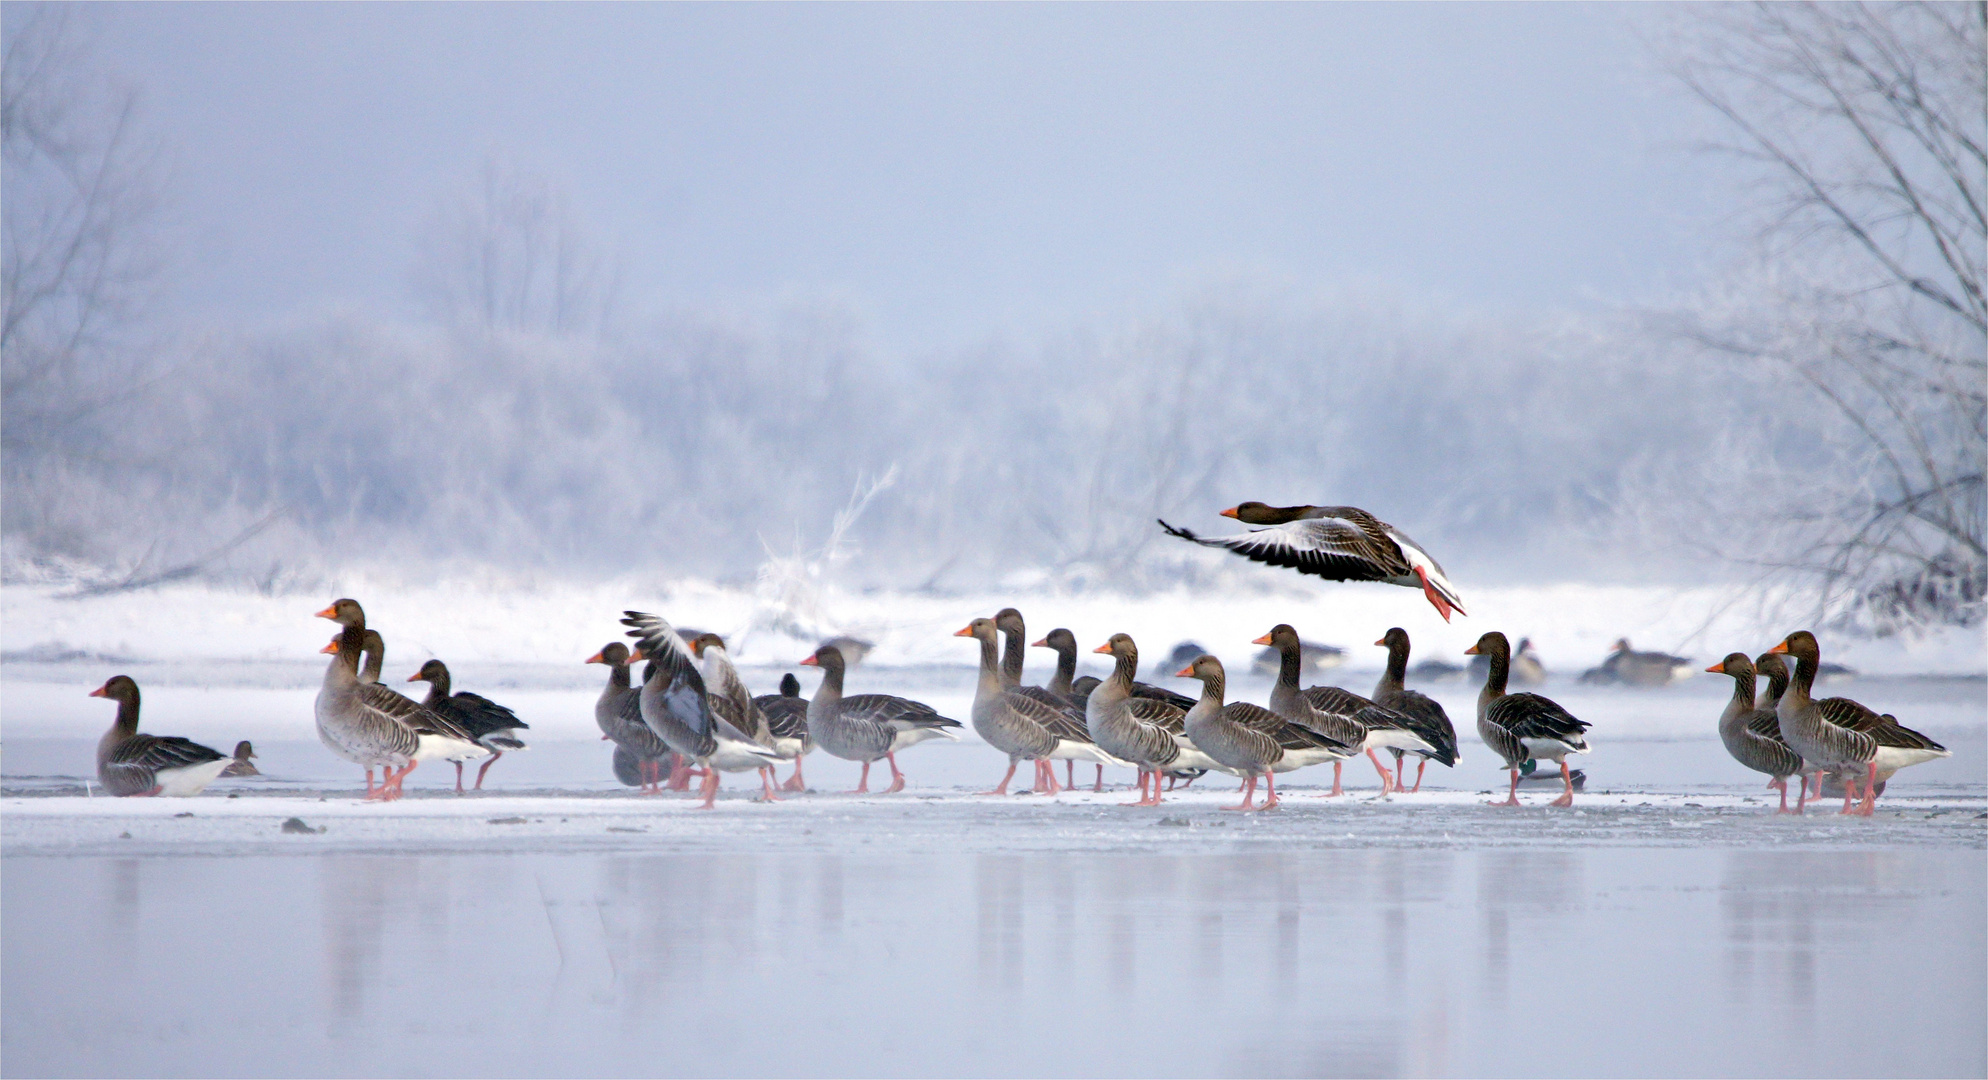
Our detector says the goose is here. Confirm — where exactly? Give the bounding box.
[1085,634,1237,806]
[587,643,676,793]
[353,630,491,789]
[958,617,1066,795]
[1706,653,1806,813]
[995,610,1126,786]
[1470,637,1545,687]
[1753,651,1791,713]
[1159,503,1465,620]
[1032,627,1118,791]
[687,633,787,802]
[1066,672,1207,790]
[220,740,260,778]
[796,644,962,793]
[1769,631,1948,815]
[621,612,783,809]
[1259,624,1421,795]
[1581,639,1695,687]
[1177,655,1351,810]
[90,676,232,796]
[753,673,813,792]
[1467,632,1590,807]
[314,600,484,800]
[1371,628,1462,792]
[408,660,530,792]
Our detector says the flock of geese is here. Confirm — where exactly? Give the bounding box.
[84,503,1952,815]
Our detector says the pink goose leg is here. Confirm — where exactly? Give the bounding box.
[1549,760,1575,807]
[1261,770,1280,810]
[1224,775,1258,811]
[852,760,873,794]
[780,757,807,792]
[474,751,502,790]
[1489,767,1521,807]
[883,752,907,794]
[1366,749,1396,794]
[980,759,1020,796]
[758,766,783,802]
[1329,760,1345,797]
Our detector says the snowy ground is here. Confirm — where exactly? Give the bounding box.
[5,578,1984,1077]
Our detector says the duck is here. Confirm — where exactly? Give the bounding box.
[753,673,813,792]
[1580,639,1695,687]
[1159,503,1465,620]
[587,642,676,793]
[994,610,1125,788]
[688,632,788,802]
[1769,631,1948,815]
[1177,655,1351,810]
[1259,624,1424,796]
[621,612,784,809]
[408,659,530,792]
[90,676,233,796]
[220,740,260,778]
[1706,653,1806,812]
[1371,628,1461,792]
[314,600,484,800]
[798,643,962,793]
[1085,634,1237,807]
[1467,631,1590,807]
[958,617,1067,795]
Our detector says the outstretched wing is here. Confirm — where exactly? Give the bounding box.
[1159,516,1403,582]
[623,610,712,738]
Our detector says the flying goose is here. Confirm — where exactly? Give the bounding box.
[1159,503,1465,620]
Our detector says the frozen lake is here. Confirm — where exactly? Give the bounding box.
[5,654,1984,1077]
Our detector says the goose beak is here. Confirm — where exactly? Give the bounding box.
[628,647,647,663]
[584,651,604,665]
[1174,665,1195,678]
[314,604,338,620]
[799,654,819,667]
[1219,506,1239,519]
[404,672,420,682]
[1768,641,1790,654]
[1092,643,1113,654]
[1373,638,1387,647]
[1463,644,1480,655]
[88,684,107,698]
[1030,638,1048,648]
[1251,632,1273,646]
[953,625,974,637]
[1705,661,1726,673]
[321,640,339,655]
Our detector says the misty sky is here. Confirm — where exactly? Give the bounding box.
[77,2,1725,355]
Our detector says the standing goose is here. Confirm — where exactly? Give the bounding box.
[1471,637,1545,687]
[1770,631,1948,815]
[958,617,1065,795]
[1707,653,1807,813]
[1085,634,1235,807]
[348,629,490,789]
[1467,631,1590,807]
[221,740,261,778]
[621,612,782,809]
[408,660,530,792]
[314,600,483,800]
[798,644,962,793]
[90,676,232,796]
[687,633,786,803]
[1031,627,1114,791]
[753,673,813,792]
[1159,503,1465,620]
[995,610,1125,787]
[588,643,675,793]
[1177,655,1350,810]
[1259,624,1417,795]
[1371,628,1462,792]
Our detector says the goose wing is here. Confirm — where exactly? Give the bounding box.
[446,691,528,740]
[706,684,774,749]
[622,611,712,738]
[753,695,811,741]
[107,733,226,772]
[1013,685,1091,741]
[1159,514,1406,581]
[1228,701,1349,753]
[1130,682,1196,711]
[841,693,964,733]
[1388,688,1459,764]
[1488,692,1590,745]
[1126,696,1188,733]
[357,682,476,742]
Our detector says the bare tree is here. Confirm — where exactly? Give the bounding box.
[1,5,167,462]
[1661,1,1986,631]
[412,157,621,338]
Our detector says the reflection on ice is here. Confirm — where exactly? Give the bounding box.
[3,846,1981,1077]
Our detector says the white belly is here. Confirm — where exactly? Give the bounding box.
[706,740,776,773]
[153,758,233,797]
[1362,727,1435,754]
[414,734,488,762]
[1874,745,1950,775]
[1521,737,1588,763]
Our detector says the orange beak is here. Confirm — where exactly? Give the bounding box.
[88,684,107,698]
[1174,665,1194,677]
[314,604,338,620]
[798,654,819,667]
[1373,638,1387,647]
[1768,641,1790,654]
[1463,644,1480,655]
[404,672,420,683]
[1092,642,1113,654]
[1030,638,1048,648]
[1251,632,1273,646]
[321,640,339,655]
[1219,506,1239,519]
[953,625,974,637]
[628,647,647,663]
[584,651,605,665]
[1705,662,1726,673]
